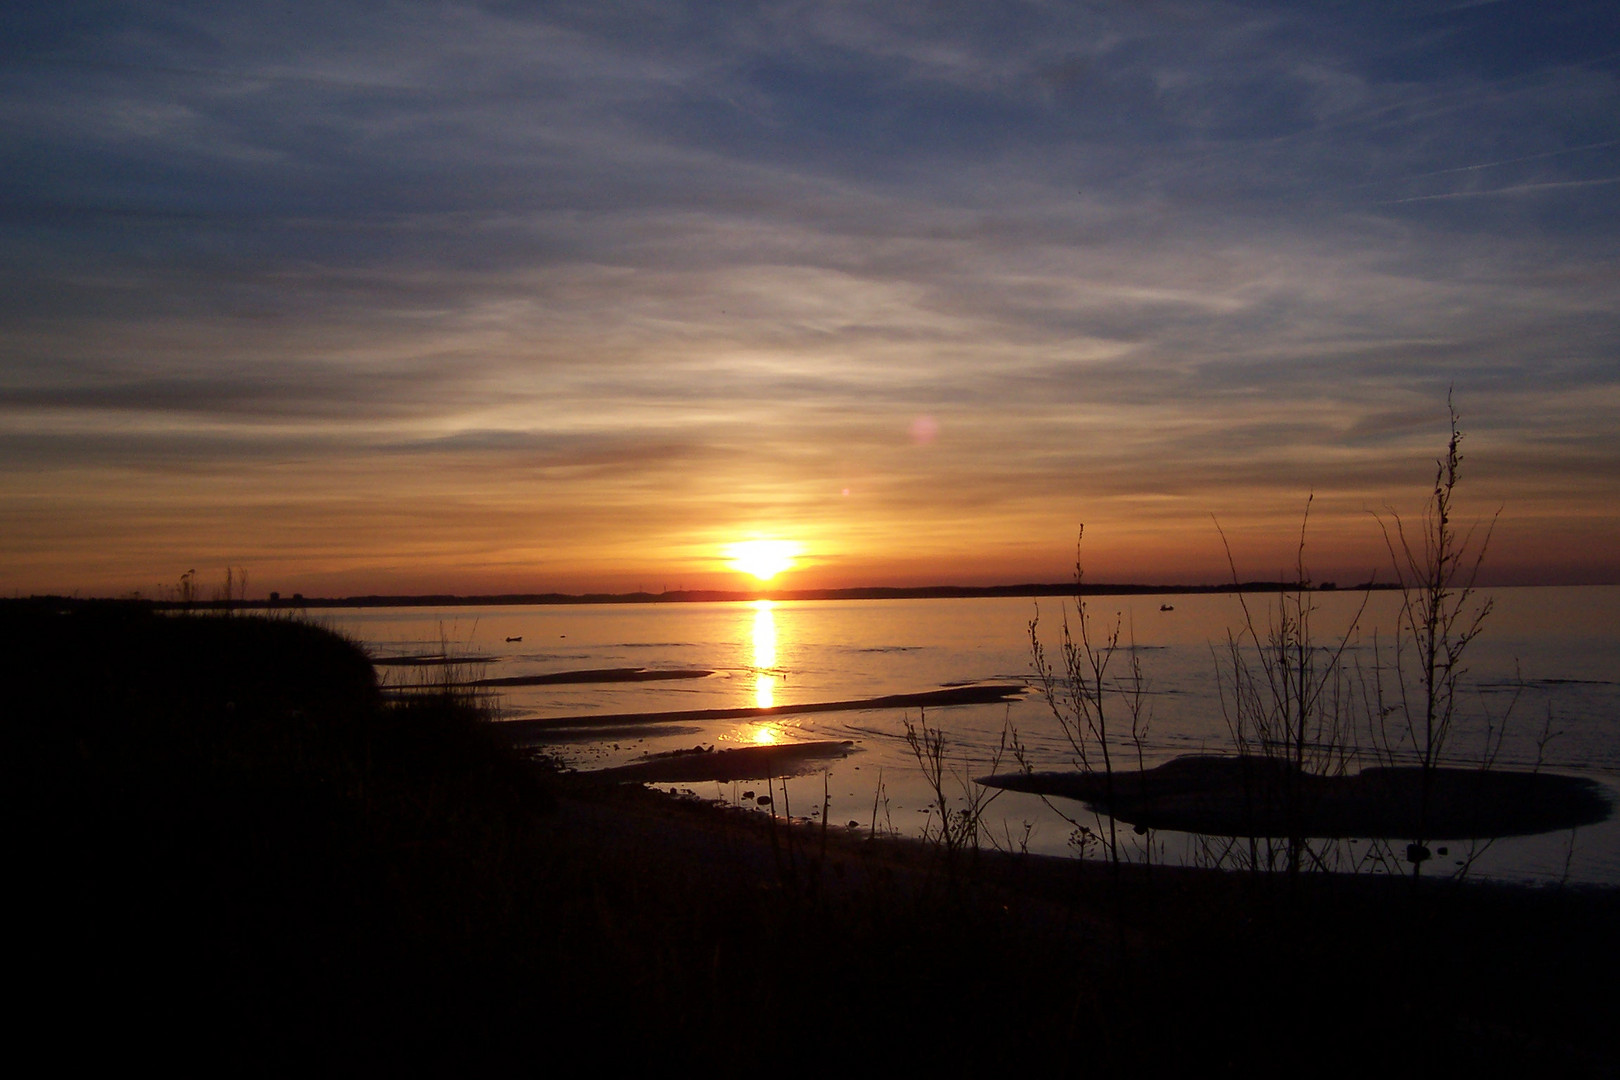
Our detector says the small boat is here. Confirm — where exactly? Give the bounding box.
[1159,604,1174,612]
[505,635,523,642]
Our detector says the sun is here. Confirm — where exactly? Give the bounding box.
[725,539,801,582]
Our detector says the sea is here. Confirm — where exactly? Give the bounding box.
[315,586,1620,887]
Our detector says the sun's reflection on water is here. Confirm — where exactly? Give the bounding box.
[752,599,776,709]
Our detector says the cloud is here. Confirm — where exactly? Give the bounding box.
[2,0,1617,592]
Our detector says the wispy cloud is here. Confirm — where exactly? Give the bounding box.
[1385,176,1620,202]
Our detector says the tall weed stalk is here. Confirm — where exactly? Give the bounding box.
[1213,498,1368,877]
[900,708,1011,873]
[1027,528,1153,872]
[1368,395,1505,878]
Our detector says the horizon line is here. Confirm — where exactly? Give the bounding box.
[12,579,1415,610]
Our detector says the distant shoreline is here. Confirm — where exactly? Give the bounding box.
[29,579,1401,611]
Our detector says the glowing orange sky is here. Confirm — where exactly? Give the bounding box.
[3,421,1607,597]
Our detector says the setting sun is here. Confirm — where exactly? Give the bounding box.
[725,539,801,582]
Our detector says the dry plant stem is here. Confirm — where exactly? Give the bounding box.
[1027,527,1154,875]
[218,566,248,613]
[819,770,831,870]
[1213,496,1369,878]
[1122,640,1154,866]
[1372,395,1501,880]
[778,773,798,884]
[1026,534,1144,970]
[764,773,789,884]
[900,707,1010,872]
[869,767,884,839]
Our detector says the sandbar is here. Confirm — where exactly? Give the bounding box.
[500,682,1026,741]
[372,653,498,666]
[979,754,1613,840]
[468,667,712,687]
[585,740,859,783]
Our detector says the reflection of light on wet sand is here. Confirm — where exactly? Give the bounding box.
[755,671,775,709]
[724,719,796,746]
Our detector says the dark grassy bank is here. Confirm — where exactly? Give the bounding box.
[10,603,1617,1074]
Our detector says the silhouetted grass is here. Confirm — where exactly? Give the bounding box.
[8,601,1616,1073]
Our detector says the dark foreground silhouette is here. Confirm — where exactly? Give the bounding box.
[10,603,1618,1074]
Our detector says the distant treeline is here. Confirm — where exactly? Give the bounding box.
[18,579,1395,611]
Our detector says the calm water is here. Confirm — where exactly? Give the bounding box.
[318,587,1620,886]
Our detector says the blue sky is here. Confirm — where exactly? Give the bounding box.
[3,1,1617,594]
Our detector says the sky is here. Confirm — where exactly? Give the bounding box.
[3,1,1617,597]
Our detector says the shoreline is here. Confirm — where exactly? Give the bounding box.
[561,766,1620,902]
